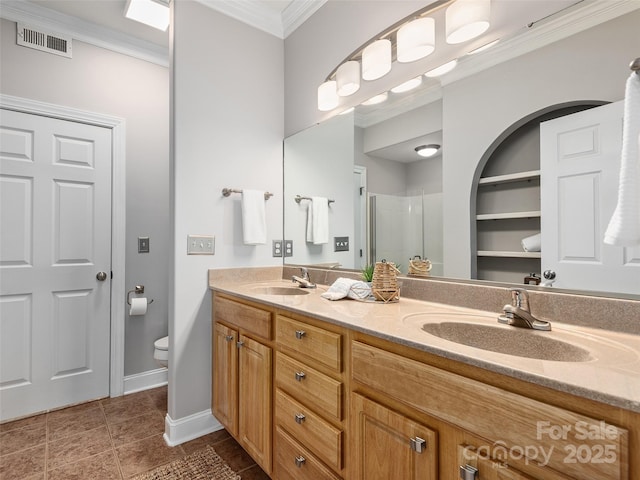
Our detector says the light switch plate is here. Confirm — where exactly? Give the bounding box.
[138,236,150,253]
[334,236,349,252]
[187,235,215,255]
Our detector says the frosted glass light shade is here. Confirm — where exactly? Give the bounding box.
[446,0,490,44]
[425,59,458,77]
[391,76,422,93]
[362,39,392,80]
[336,61,361,96]
[362,92,388,106]
[318,81,339,111]
[397,17,435,63]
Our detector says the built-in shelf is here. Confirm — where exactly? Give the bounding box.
[478,170,541,186]
[477,250,542,258]
[476,211,541,221]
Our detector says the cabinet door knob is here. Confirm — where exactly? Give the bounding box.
[225,335,234,342]
[295,455,306,468]
[294,413,306,424]
[410,436,426,453]
[294,371,306,382]
[236,341,244,348]
[295,330,306,339]
[459,464,478,480]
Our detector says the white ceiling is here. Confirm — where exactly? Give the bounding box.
[26,0,319,43]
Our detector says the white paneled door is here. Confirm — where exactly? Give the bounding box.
[540,101,640,295]
[0,109,112,421]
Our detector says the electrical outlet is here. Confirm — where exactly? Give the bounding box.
[284,240,293,257]
[187,235,215,255]
[272,240,283,257]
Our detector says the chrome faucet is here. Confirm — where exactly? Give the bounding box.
[498,288,551,331]
[292,267,316,289]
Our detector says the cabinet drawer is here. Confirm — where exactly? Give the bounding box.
[458,444,536,480]
[274,426,341,480]
[352,341,628,480]
[214,295,271,340]
[276,315,342,371]
[275,389,342,471]
[276,352,342,421]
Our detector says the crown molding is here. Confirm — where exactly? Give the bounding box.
[0,0,169,67]
[194,0,326,39]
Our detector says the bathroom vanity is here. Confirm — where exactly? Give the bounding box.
[209,269,639,480]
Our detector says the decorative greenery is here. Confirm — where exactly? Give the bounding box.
[361,264,375,282]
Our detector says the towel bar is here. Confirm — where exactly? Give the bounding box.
[295,195,335,205]
[222,188,273,200]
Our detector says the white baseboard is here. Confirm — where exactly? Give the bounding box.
[163,409,223,446]
[123,368,168,395]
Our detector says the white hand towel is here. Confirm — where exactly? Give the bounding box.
[306,196,329,244]
[320,278,371,301]
[604,73,640,247]
[241,189,266,245]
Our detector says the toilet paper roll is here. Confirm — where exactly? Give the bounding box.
[129,297,148,316]
[521,232,541,252]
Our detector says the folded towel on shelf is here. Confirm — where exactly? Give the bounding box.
[241,189,266,245]
[604,72,640,246]
[321,278,371,301]
[306,196,329,244]
[521,232,541,252]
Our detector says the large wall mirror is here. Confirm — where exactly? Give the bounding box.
[283,4,640,300]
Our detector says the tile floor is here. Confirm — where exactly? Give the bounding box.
[0,386,269,480]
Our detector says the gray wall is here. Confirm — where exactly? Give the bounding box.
[0,18,170,377]
[170,1,283,422]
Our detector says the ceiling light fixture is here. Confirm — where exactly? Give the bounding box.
[362,39,392,81]
[425,59,458,77]
[445,0,491,44]
[415,144,441,157]
[391,77,422,94]
[316,0,493,111]
[124,0,170,31]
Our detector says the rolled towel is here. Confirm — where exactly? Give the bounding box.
[521,232,541,252]
[321,278,371,301]
[604,72,640,246]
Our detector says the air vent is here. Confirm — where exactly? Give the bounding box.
[17,23,72,58]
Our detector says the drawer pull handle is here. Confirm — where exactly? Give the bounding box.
[236,341,244,348]
[295,330,306,339]
[410,436,426,453]
[294,413,306,424]
[294,371,306,381]
[224,335,234,342]
[459,464,478,480]
[295,455,306,468]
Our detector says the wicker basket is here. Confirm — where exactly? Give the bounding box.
[372,260,400,303]
[408,256,432,277]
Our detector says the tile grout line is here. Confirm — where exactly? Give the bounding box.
[100,396,127,480]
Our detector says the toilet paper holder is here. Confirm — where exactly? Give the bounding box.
[127,285,154,305]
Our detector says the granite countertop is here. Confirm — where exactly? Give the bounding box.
[209,271,640,413]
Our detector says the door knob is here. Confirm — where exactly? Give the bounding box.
[96,272,108,281]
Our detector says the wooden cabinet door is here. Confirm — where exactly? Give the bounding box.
[238,334,272,474]
[212,322,238,437]
[458,445,536,480]
[351,393,437,480]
